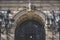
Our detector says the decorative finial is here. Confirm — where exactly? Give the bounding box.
[28,0,31,11]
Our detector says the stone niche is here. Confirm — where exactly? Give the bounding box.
[11,10,46,40]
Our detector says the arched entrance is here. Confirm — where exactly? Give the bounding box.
[15,20,45,40]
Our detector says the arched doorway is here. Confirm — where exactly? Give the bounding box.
[15,20,45,40]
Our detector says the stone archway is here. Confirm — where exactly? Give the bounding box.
[14,11,46,40]
[14,11,45,26]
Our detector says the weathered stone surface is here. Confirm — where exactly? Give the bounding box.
[1,1,59,40]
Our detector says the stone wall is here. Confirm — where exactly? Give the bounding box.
[1,1,60,40]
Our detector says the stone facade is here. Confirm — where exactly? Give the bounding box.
[1,1,60,40]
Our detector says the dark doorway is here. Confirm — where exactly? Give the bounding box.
[15,20,45,40]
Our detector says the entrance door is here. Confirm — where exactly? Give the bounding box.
[15,20,45,40]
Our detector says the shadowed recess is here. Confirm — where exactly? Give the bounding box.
[15,20,45,40]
